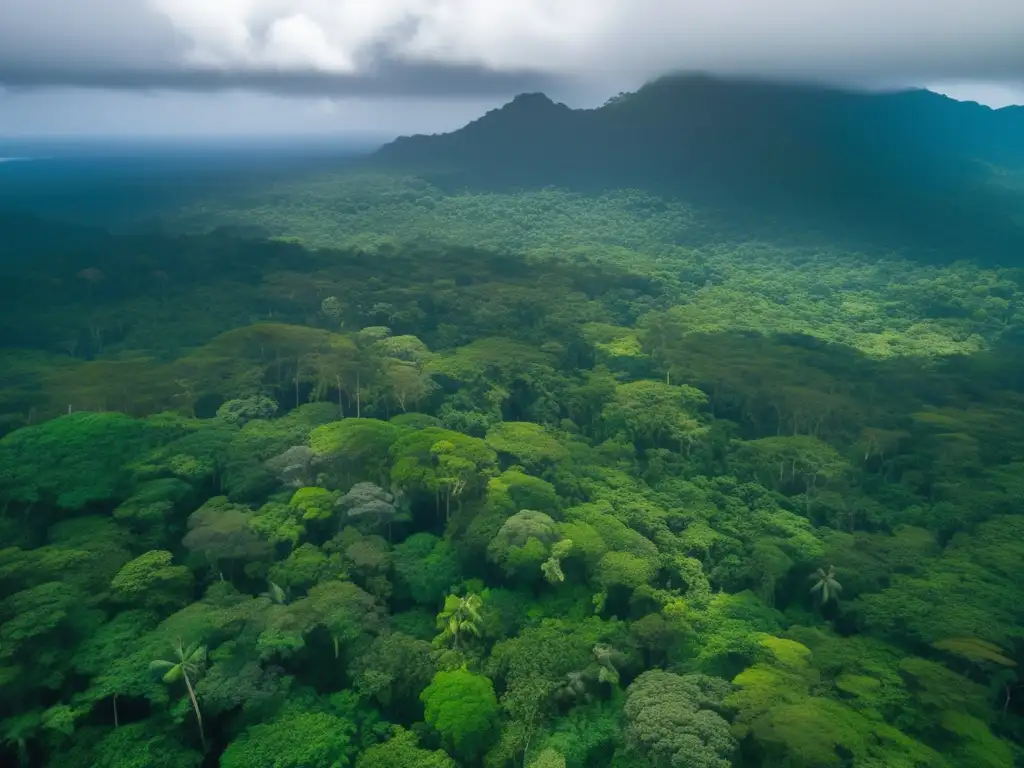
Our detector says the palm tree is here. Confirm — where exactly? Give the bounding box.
[434,593,483,650]
[809,565,842,604]
[150,638,207,749]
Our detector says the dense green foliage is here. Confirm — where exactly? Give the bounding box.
[367,76,1024,265]
[2,102,1024,766]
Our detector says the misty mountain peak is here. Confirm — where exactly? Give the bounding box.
[483,91,567,122]
[508,92,556,108]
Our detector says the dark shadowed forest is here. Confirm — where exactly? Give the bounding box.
[1,76,1024,768]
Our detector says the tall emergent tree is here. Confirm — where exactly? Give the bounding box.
[150,638,207,749]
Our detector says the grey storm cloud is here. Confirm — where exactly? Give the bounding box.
[0,61,558,98]
[2,0,1024,97]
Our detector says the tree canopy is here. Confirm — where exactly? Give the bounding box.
[2,151,1024,768]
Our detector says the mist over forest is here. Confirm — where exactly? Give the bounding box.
[1,74,1024,768]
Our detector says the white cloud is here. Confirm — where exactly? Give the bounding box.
[150,0,422,72]
[143,0,1024,87]
[398,0,619,70]
[0,0,1022,115]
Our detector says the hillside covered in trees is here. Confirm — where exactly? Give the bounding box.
[373,74,1024,264]
[2,75,1024,768]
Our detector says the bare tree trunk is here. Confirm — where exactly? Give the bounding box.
[113,694,119,729]
[182,671,206,749]
[522,716,536,768]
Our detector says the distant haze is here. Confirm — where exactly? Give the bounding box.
[1,0,1023,135]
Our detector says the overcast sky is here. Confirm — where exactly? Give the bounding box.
[1,0,1023,137]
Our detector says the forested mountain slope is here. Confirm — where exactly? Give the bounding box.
[373,74,1024,261]
[377,74,1024,177]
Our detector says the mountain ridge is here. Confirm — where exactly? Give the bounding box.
[374,73,1024,171]
[369,73,1024,260]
